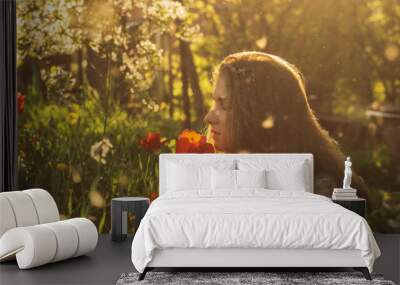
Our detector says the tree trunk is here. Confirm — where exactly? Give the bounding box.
[152,34,164,102]
[77,48,84,87]
[179,40,191,129]
[183,40,205,123]
[17,56,34,95]
[166,36,174,119]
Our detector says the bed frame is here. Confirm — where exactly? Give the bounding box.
[139,154,371,280]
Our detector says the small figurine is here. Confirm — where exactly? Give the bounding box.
[343,157,352,189]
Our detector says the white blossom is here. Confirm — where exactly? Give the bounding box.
[90,138,113,165]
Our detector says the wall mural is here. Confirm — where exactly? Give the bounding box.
[17,0,400,233]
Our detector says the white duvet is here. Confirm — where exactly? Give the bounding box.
[131,190,380,273]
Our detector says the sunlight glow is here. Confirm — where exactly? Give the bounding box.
[261,114,275,129]
[384,45,399,61]
[256,36,268,49]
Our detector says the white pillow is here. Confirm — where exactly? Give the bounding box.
[167,162,211,191]
[236,169,267,188]
[211,168,268,190]
[238,159,308,191]
[211,168,236,190]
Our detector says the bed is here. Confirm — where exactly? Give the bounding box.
[131,153,380,280]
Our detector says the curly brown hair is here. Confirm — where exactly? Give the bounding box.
[211,51,368,199]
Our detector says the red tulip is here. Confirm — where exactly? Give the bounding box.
[139,132,164,152]
[17,92,25,113]
[176,129,215,153]
[149,191,158,202]
[198,142,215,153]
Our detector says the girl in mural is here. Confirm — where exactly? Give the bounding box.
[204,51,368,198]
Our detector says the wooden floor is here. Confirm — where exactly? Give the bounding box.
[0,234,398,285]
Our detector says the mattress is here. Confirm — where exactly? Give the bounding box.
[131,189,380,273]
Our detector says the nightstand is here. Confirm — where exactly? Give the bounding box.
[111,197,149,242]
[332,198,366,218]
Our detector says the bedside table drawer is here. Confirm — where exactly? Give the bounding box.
[332,199,366,218]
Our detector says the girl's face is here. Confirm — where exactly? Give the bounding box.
[204,74,233,151]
